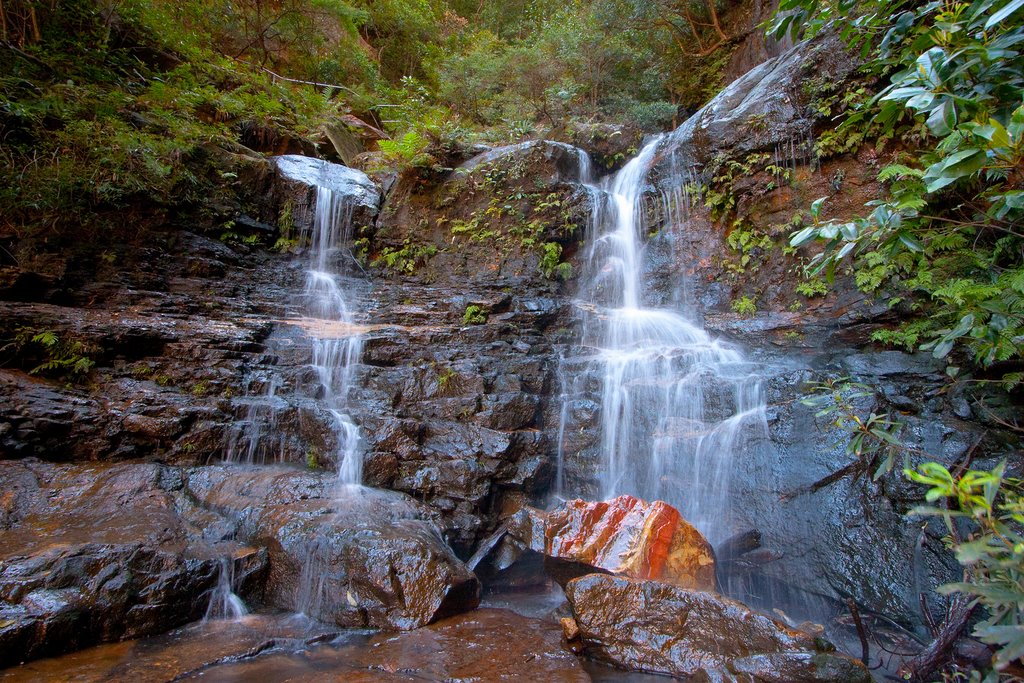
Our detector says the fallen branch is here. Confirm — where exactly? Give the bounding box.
[847,598,870,666]
[230,56,359,97]
[0,38,54,74]
[780,459,862,501]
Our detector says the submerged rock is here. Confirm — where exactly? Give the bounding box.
[564,573,870,682]
[0,608,590,682]
[472,496,716,591]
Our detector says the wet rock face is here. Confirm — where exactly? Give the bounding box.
[0,230,294,463]
[653,33,857,173]
[0,460,267,668]
[273,155,381,232]
[344,141,594,552]
[185,466,480,630]
[564,573,870,682]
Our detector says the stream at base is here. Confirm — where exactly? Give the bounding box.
[0,600,665,683]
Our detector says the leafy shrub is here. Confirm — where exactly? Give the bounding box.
[1,328,95,381]
[730,296,757,317]
[462,304,487,325]
[906,461,1024,671]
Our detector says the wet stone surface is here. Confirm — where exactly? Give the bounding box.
[0,609,591,683]
[564,573,871,682]
[0,461,480,665]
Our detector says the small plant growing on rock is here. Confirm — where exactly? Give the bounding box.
[539,242,573,280]
[305,447,320,470]
[730,296,757,317]
[462,305,487,325]
[795,279,828,298]
[373,240,438,275]
[2,328,96,381]
[436,365,458,393]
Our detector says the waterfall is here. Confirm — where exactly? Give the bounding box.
[558,138,767,544]
[303,185,364,486]
[224,178,365,486]
[203,557,249,622]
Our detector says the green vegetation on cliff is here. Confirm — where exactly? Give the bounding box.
[1,0,763,239]
[773,0,1024,672]
[776,0,1024,390]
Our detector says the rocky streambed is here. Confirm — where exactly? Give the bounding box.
[1,30,1018,682]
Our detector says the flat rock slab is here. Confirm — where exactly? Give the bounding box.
[0,460,266,668]
[0,613,340,682]
[198,608,591,682]
[565,573,870,682]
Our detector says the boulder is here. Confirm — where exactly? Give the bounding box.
[564,573,871,682]
[471,496,716,591]
[545,496,716,589]
[272,155,381,232]
[186,465,481,630]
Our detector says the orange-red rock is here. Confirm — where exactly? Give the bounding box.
[543,495,716,590]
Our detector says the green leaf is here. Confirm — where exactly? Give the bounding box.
[924,149,988,192]
[926,99,957,136]
[985,0,1024,28]
[897,233,924,252]
[810,196,829,219]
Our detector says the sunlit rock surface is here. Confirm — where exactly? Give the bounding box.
[472,496,716,591]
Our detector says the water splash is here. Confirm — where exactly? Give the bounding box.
[204,557,249,622]
[558,138,767,543]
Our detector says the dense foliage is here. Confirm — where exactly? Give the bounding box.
[775,0,1024,389]
[0,0,764,238]
[773,0,1024,672]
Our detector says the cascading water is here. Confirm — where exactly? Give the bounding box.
[558,138,767,544]
[203,557,249,622]
[216,157,373,621]
[303,185,364,487]
[224,173,365,486]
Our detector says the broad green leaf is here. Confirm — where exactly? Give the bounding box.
[926,98,957,136]
[897,233,924,252]
[985,0,1024,29]
[924,149,988,192]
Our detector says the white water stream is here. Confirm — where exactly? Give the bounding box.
[303,185,364,487]
[559,138,767,543]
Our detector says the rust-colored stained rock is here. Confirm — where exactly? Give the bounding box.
[545,495,716,590]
